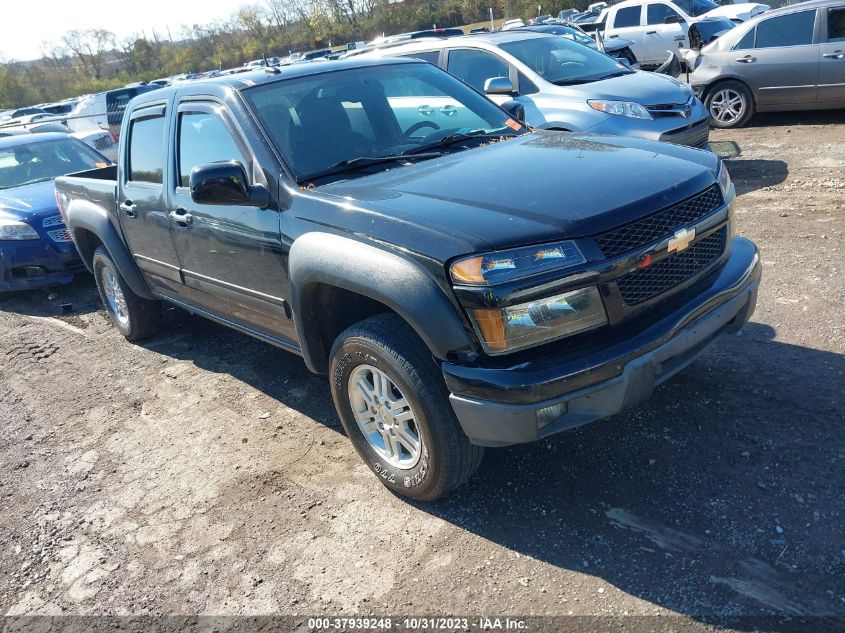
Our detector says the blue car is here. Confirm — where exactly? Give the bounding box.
[0,133,108,292]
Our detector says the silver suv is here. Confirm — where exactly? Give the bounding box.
[355,31,711,148]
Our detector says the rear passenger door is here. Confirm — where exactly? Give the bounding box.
[608,5,647,63]
[168,101,296,342]
[818,5,845,102]
[733,9,820,106]
[119,103,183,291]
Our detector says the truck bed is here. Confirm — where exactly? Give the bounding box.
[55,165,118,216]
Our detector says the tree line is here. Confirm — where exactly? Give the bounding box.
[0,0,584,108]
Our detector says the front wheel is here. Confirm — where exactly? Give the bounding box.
[706,80,755,129]
[329,314,483,501]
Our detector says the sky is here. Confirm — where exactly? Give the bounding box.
[0,0,249,61]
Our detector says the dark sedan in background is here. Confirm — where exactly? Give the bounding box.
[0,133,108,292]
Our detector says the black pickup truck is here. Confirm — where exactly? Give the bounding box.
[55,58,761,500]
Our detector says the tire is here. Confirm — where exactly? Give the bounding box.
[92,246,160,341]
[329,313,484,501]
[706,80,755,129]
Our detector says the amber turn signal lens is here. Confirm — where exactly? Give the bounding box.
[450,256,485,284]
[471,308,506,351]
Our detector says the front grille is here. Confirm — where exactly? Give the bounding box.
[616,227,727,306]
[593,184,723,258]
[47,228,73,243]
[42,215,64,228]
[646,96,695,118]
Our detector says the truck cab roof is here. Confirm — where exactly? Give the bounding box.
[128,58,424,106]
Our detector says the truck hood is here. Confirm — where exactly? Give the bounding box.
[556,70,692,105]
[317,131,719,254]
[0,180,60,222]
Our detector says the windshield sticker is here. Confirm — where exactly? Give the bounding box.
[504,119,523,132]
[95,162,108,168]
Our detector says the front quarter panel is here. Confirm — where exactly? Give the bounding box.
[288,232,476,373]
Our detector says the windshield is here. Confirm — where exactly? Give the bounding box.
[0,138,106,190]
[674,0,719,17]
[500,36,631,85]
[244,63,524,181]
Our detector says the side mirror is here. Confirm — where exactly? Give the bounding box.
[500,99,526,123]
[190,161,269,208]
[664,14,684,24]
[484,76,516,96]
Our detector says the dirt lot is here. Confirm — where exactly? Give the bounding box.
[1,112,843,627]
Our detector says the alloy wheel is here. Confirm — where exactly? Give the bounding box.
[347,364,422,469]
[709,88,745,124]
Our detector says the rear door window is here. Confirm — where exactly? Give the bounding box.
[828,7,845,42]
[754,10,817,48]
[128,115,165,184]
[614,6,642,28]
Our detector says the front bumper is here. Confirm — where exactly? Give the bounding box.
[585,100,711,149]
[0,239,83,292]
[444,237,761,447]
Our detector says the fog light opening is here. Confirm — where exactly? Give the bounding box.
[537,402,568,431]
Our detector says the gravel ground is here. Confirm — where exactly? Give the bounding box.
[1,112,843,628]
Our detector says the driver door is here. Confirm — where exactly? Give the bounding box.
[644,3,689,64]
[168,101,296,343]
[445,48,515,107]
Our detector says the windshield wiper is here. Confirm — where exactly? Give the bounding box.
[403,128,515,155]
[551,78,592,86]
[298,152,441,183]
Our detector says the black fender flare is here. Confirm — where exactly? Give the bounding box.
[288,232,476,373]
[67,200,156,300]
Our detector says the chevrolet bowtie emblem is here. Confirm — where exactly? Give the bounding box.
[668,227,695,253]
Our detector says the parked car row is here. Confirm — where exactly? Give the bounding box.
[1,0,841,297]
[355,31,712,147]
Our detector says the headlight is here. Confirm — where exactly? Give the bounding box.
[588,100,653,120]
[717,161,732,198]
[450,240,585,286]
[469,286,608,354]
[0,219,40,241]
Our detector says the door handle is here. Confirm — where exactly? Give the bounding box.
[439,104,457,116]
[736,55,756,63]
[168,208,193,227]
[608,34,619,38]
[646,30,657,34]
[822,51,845,59]
[119,201,137,218]
[417,105,434,116]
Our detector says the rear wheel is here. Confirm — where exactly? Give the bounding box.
[706,80,755,128]
[92,247,160,341]
[329,314,483,501]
